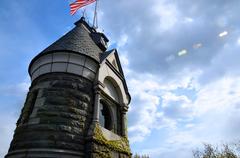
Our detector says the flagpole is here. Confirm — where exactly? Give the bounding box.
[82,8,86,18]
[93,0,98,29]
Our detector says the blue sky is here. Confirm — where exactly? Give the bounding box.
[1,0,240,157]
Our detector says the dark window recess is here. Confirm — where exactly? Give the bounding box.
[99,102,113,131]
[117,108,122,135]
[18,90,38,125]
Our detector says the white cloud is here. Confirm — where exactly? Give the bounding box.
[237,37,240,45]
[127,71,199,143]
[161,92,191,108]
[165,55,175,62]
[119,54,129,67]
[150,75,240,157]
[0,113,17,157]
[128,84,161,142]
[0,81,30,97]
[151,2,179,32]
[184,17,194,23]
[134,25,142,34]
[118,34,129,48]
[193,77,240,115]
[0,79,30,157]
[216,16,228,28]
[127,76,165,142]
[127,61,240,157]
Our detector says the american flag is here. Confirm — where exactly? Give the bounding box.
[70,0,96,15]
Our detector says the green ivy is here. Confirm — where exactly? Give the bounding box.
[93,124,131,156]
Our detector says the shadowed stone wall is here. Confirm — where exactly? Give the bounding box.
[6,73,94,158]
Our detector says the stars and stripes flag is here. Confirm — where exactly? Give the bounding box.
[70,0,96,15]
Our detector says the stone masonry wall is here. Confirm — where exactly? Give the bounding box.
[6,73,94,158]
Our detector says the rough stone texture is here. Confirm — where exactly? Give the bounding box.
[6,73,94,158]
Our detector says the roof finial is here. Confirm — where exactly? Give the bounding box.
[82,8,86,18]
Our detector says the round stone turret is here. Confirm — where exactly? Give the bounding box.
[5,17,131,158]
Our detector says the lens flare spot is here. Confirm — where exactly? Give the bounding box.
[219,31,228,37]
[178,49,188,56]
[193,43,203,49]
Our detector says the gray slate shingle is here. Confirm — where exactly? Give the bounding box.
[39,20,102,63]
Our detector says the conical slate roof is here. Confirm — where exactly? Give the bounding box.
[30,18,103,67]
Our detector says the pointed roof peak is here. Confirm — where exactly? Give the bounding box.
[38,20,102,61]
[74,16,95,32]
[30,17,110,67]
[74,16,86,26]
[74,17,109,44]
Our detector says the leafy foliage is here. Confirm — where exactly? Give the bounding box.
[93,123,131,156]
[193,143,240,158]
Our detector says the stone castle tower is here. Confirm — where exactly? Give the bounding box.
[5,17,131,158]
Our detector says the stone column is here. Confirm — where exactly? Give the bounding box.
[93,85,101,122]
[121,104,128,137]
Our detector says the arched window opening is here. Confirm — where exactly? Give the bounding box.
[99,102,113,131]
[103,78,120,102]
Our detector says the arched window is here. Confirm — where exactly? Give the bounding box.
[103,78,120,102]
[99,102,113,131]
[100,77,123,135]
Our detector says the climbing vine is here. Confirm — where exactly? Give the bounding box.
[93,124,131,156]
